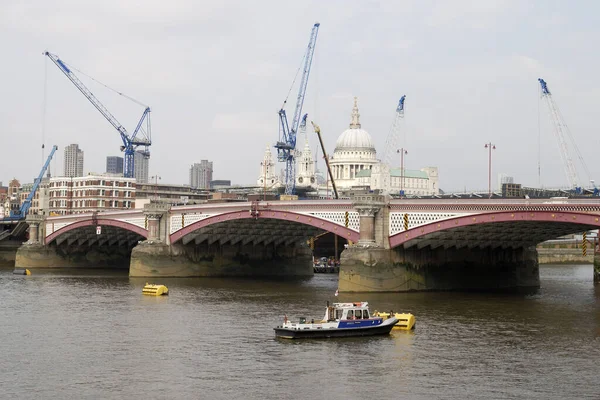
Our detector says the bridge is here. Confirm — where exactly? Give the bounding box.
[15,194,600,291]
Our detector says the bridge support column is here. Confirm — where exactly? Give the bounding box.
[15,214,66,268]
[353,192,387,247]
[25,214,44,244]
[340,245,540,292]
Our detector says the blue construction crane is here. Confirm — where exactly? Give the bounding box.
[43,51,151,179]
[7,145,58,220]
[275,23,320,195]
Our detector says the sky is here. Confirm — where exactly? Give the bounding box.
[1,0,599,192]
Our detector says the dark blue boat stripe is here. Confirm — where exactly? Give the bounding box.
[338,319,383,329]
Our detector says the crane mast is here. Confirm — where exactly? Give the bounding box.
[538,78,581,191]
[382,96,406,167]
[275,23,320,195]
[43,51,151,179]
[8,145,58,220]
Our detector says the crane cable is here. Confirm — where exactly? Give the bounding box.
[41,56,48,165]
[62,60,148,108]
[281,52,307,110]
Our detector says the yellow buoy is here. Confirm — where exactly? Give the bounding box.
[142,283,169,296]
[373,311,416,330]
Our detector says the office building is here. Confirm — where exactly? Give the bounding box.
[134,150,149,183]
[64,144,84,177]
[106,156,124,175]
[48,174,136,215]
[190,160,213,189]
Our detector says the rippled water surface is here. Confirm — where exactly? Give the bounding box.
[1,265,599,399]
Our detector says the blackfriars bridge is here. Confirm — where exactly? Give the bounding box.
[15,194,600,291]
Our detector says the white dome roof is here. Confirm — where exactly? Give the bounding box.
[335,128,375,151]
[334,96,376,152]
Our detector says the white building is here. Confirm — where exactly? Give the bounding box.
[257,146,281,189]
[49,174,136,215]
[64,144,84,178]
[328,97,439,196]
[256,97,439,197]
[295,137,317,190]
[329,97,380,190]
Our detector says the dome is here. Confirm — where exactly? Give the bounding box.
[334,97,376,152]
[335,127,375,151]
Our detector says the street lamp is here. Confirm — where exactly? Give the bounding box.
[397,148,408,197]
[484,143,496,198]
[151,175,161,201]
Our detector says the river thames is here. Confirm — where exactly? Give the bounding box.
[1,264,599,399]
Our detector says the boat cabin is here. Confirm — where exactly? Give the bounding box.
[323,302,372,322]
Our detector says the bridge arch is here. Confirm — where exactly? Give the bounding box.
[170,210,358,244]
[389,210,600,249]
[46,219,148,244]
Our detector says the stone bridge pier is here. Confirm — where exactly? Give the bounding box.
[129,203,313,278]
[339,193,540,292]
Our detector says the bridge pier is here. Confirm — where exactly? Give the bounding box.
[339,192,540,292]
[129,203,314,277]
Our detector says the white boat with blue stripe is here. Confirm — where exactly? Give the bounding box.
[274,302,398,339]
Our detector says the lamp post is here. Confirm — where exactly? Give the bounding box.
[484,143,496,198]
[397,148,408,197]
[151,175,161,201]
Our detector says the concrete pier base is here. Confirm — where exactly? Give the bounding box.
[15,244,131,269]
[0,241,21,268]
[339,246,540,292]
[129,242,314,278]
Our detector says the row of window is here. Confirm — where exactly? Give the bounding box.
[49,200,133,208]
[50,181,134,188]
[50,190,134,198]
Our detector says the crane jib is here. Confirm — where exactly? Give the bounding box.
[56,59,71,74]
[44,50,151,179]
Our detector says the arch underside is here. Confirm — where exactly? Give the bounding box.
[391,211,600,250]
[47,220,146,247]
[177,218,333,247]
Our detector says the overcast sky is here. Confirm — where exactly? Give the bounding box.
[1,0,599,192]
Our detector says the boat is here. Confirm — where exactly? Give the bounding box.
[373,311,416,330]
[274,302,398,339]
[142,283,169,296]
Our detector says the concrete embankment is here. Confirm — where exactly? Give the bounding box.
[536,248,592,264]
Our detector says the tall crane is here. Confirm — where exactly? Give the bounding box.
[7,145,58,220]
[275,23,320,195]
[43,51,151,179]
[538,78,589,192]
[382,96,406,167]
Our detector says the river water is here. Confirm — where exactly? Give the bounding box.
[1,264,599,399]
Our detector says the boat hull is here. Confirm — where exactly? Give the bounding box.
[274,318,397,339]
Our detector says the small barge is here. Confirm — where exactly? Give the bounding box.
[274,302,397,339]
